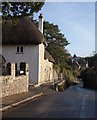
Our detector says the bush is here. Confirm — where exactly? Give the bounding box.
[58,83,65,91]
[80,67,97,89]
[73,70,80,78]
[66,70,75,84]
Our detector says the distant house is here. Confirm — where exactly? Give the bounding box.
[78,58,88,69]
[71,56,88,70]
[72,60,81,70]
[2,14,55,85]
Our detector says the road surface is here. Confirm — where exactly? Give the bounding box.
[2,84,97,118]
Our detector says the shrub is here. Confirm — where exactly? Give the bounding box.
[58,82,65,91]
[80,67,97,89]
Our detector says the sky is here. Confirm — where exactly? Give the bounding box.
[34,2,95,57]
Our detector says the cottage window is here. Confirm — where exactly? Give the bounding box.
[20,62,26,75]
[17,46,19,53]
[21,46,23,53]
[16,46,24,54]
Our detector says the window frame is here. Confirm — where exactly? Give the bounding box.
[16,46,24,54]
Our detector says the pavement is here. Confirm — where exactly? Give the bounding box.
[0,82,55,112]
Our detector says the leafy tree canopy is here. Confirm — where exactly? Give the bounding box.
[44,21,69,47]
[94,54,97,70]
[73,54,77,58]
[34,20,71,71]
[1,2,45,19]
[85,53,97,69]
[42,21,71,71]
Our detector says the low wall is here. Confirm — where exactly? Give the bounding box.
[0,75,28,97]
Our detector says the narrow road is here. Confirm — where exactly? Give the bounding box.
[2,84,97,118]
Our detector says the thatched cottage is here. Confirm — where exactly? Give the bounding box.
[2,14,55,85]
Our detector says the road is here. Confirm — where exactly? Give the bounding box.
[2,84,97,119]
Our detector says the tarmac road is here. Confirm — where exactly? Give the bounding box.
[2,84,97,119]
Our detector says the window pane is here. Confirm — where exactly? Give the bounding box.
[21,46,23,53]
[20,62,26,75]
[17,46,19,53]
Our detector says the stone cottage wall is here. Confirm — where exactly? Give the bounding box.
[0,63,29,97]
[0,76,28,97]
[44,59,54,83]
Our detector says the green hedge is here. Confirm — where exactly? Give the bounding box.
[81,67,97,89]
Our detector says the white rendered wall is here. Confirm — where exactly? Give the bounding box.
[2,45,39,85]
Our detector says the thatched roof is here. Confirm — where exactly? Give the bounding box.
[44,50,55,63]
[2,17,46,45]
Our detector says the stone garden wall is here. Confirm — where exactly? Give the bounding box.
[0,63,29,97]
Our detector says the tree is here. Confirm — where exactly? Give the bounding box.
[1,2,45,19]
[32,17,73,78]
[44,21,69,47]
[34,20,70,72]
[85,54,96,68]
[80,54,97,89]
[43,21,70,72]
[73,54,77,58]
[93,54,97,71]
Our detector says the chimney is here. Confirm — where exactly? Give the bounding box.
[38,13,44,34]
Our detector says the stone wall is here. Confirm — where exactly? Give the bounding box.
[1,76,28,97]
[0,63,29,97]
[44,59,54,83]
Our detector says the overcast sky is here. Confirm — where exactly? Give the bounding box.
[34,2,95,57]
